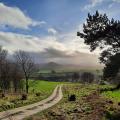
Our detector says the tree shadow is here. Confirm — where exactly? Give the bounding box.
[106,111,120,120]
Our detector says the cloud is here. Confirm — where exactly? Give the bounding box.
[113,0,120,3]
[32,21,46,27]
[41,49,100,66]
[56,51,101,66]
[0,29,100,56]
[16,48,101,67]
[108,3,114,8]
[83,0,120,11]
[41,48,72,58]
[0,31,66,53]
[83,0,104,10]
[0,30,101,65]
[0,3,46,29]
[108,0,120,8]
[48,28,57,35]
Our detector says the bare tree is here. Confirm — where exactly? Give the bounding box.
[1,60,11,92]
[14,51,35,93]
[0,46,8,92]
[10,62,24,93]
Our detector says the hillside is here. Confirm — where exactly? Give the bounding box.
[38,62,103,72]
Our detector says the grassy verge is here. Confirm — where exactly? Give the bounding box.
[102,89,120,103]
[100,85,120,120]
[0,80,62,112]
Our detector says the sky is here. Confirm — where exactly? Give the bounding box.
[0,0,120,65]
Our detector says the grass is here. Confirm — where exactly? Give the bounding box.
[29,80,62,93]
[102,90,120,103]
[26,83,120,120]
[0,80,62,112]
[2,81,120,120]
[26,83,99,120]
[100,86,120,120]
[28,80,63,99]
[99,84,120,103]
[25,82,120,120]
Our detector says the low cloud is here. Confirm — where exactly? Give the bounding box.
[0,30,101,66]
[21,49,101,67]
[40,48,73,58]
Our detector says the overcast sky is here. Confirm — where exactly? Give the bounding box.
[0,0,120,65]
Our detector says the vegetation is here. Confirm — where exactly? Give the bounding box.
[0,80,61,112]
[102,90,120,102]
[25,84,101,120]
[81,72,94,83]
[77,11,120,86]
[29,80,62,94]
[25,84,120,120]
[0,46,37,95]
[0,46,24,94]
[15,50,35,93]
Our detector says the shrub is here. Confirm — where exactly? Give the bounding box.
[21,94,27,100]
[108,100,113,104]
[68,94,76,101]
[36,92,41,96]
[118,102,120,106]
[1,93,5,98]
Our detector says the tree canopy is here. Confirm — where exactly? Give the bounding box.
[77,11,120,80]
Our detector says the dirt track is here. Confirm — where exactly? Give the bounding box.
[0,85,63,120]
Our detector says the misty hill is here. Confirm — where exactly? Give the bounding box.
[39,62,103,71]
[39,62,62,70]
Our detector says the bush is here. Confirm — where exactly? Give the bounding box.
[21,94,27,100]
[36,92,41,96]
[68,94,76,101]
[118,102,120,106]
[1,93,5,98]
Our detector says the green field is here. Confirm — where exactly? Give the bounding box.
[102,90,120,102]
[29,80,62,98]
[0,80,62,112]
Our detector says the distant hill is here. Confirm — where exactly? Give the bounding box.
[38,61,103,72]
[39,62,62,70]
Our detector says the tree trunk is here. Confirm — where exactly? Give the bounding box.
[26,78,29,94]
